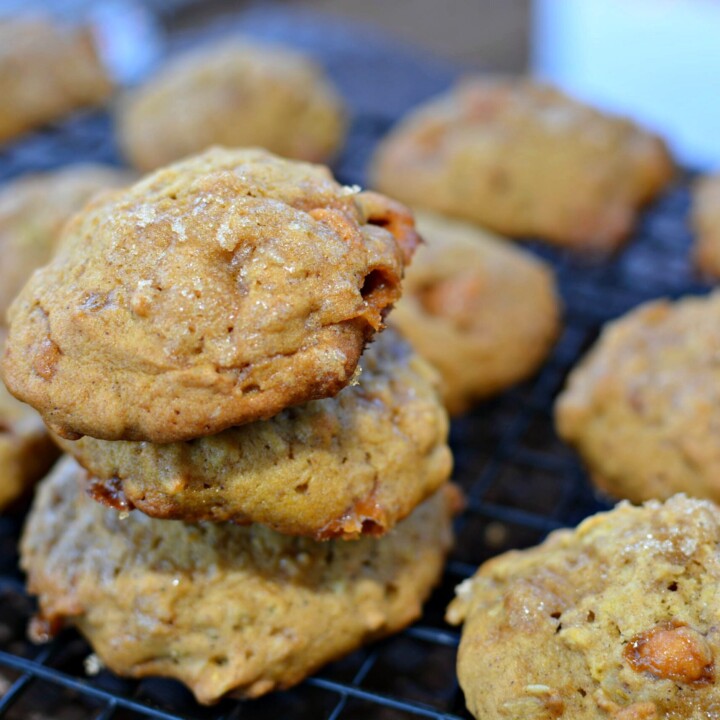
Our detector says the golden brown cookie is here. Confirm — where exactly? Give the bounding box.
[117,41,346,172]
[0,164,132,323]
[372,77,673,251]
[22,456,455,704]
[447,494,720,720]
[55,330,452,539]
[692,174,720,278]
[556,292,720,504]
[0,17,112,143]
[390,211,561,414]
[2,148,418,443]
[0,326,60,510]
[0,375,59,511]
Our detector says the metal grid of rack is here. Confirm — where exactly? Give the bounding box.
[0,6,710,719]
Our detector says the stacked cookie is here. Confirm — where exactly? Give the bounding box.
[0,164,133,510]
[2,147,455,703]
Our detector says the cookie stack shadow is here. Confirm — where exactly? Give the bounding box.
[1,147,456,704]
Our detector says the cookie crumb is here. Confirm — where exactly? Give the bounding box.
[84,653,104,676]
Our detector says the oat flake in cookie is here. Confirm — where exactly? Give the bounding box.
[1,148,418,443]
[54,330,452,539]
[22,457,455,704]
[447,495,720,720]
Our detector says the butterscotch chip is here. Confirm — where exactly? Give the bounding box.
[117,41,346,172]
[692,174,720,278]
[372,78,673,250]
[0,18,112,143]
[446,495,720,720]
[2,148,418,442]
[390,211,560,414]
[556,292,720,504]
[22,457,455,704]
[0,164,132,323]
[55,330,452,539]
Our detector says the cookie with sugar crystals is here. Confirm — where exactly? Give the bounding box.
[2,147,418,443]
[447,494,720,720]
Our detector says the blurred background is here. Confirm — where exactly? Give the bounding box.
[2,0,719,168]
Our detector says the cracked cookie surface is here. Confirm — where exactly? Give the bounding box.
[55,330,452,539]
[447,495,720,720]
[22,456,455,704]
[2,148,418,442]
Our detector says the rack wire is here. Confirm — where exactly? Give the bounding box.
[0,5,710,719]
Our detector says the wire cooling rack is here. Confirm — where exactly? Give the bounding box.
[0,5,710,720]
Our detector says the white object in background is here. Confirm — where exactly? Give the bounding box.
[89,0,164,86]
[533,0,720,170]
[0,0,164,87]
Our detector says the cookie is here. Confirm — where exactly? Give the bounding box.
[692,174,720,278]
[372,78,673,250]
[2,148,418,443]
[55,330,452,539]
[22,456,455,704]
[0,164,132,323]
[556,292,720,504]
[0,355,59,510]
[0,18,111,143]
[0,380,57,511]
[447,494,720,720]
[117,41,346,172]
[390,211,560,414]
